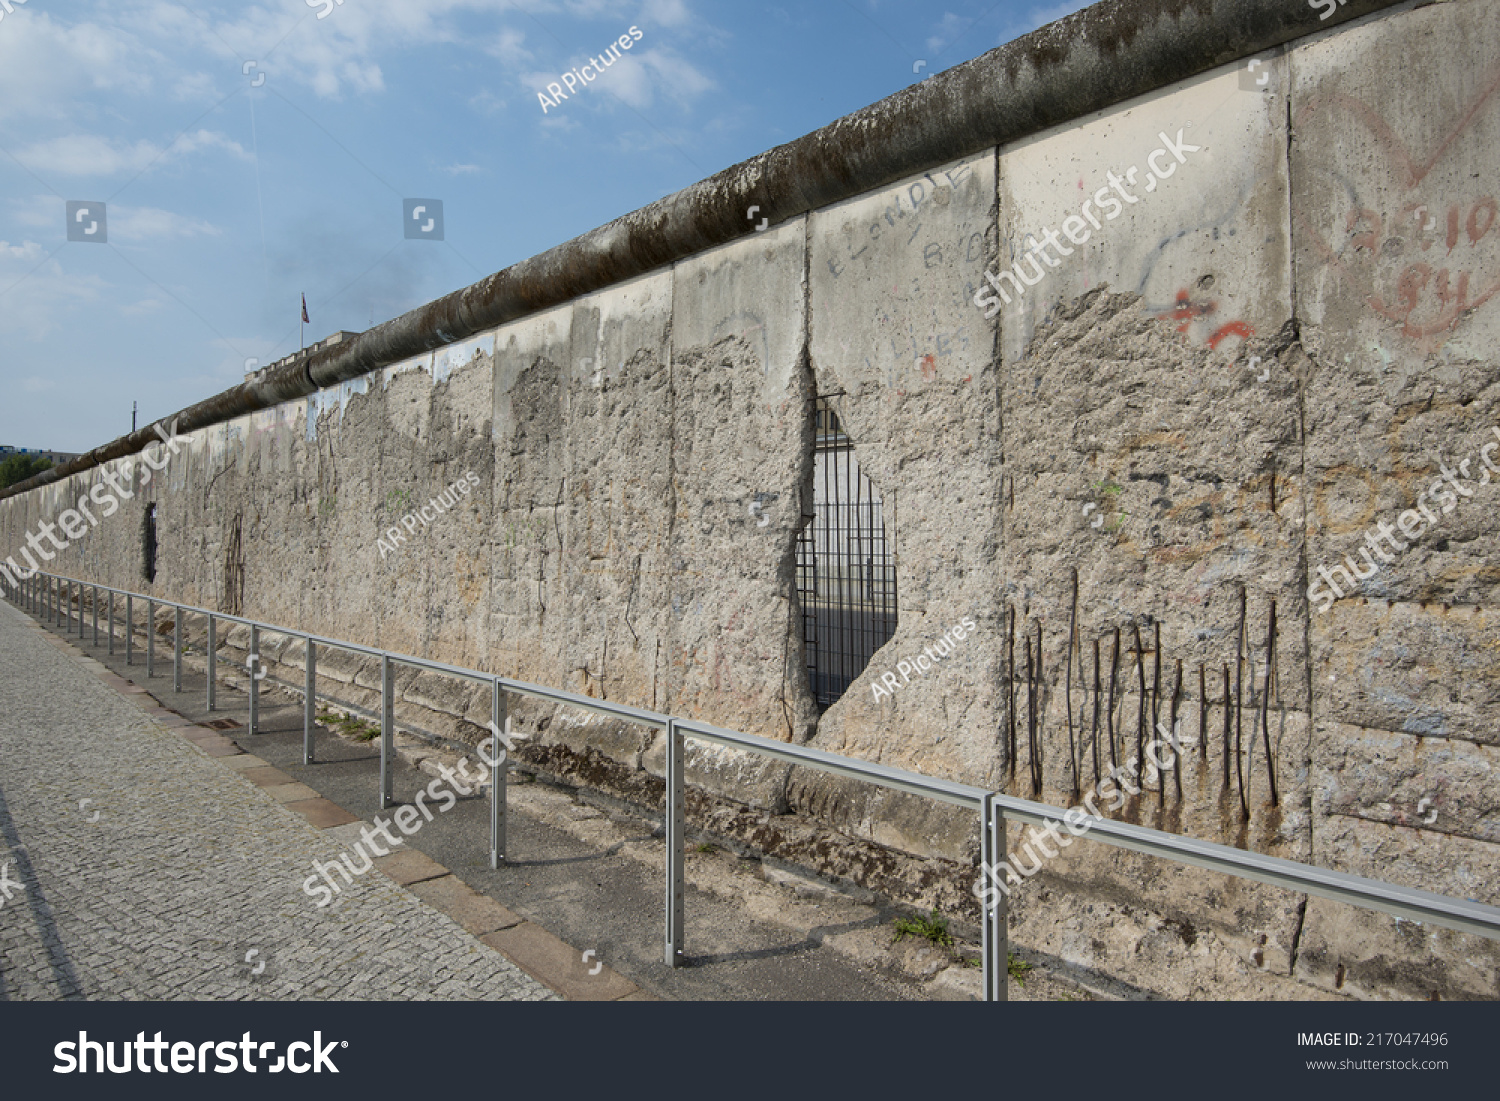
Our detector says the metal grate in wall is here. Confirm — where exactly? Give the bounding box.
[795,401,897,712]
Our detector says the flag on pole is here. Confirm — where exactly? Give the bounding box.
[301,293,310,324]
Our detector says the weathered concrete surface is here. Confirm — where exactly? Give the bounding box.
[996,62,1291,366]
[979,59,1309,979]
[4,0,1499,1002]
[795,151,1001,861]
[489,304,571,686]
[1290,0,1500,998]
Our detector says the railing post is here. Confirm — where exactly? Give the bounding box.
[303,639,316,765]
[125,594,133,665]
[146,599,155,678]
[64,580,71,634]
[107,591,114,653]
[380,654,394,809]
[206,615,216,711]
[980,794,1009,1003]
[665,718,685,968]
[92,585,99,646]
[248,624,260,735]
[490,679,507,868]
[173,607,183,693]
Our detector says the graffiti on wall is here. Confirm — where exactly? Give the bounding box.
[1294,64,1500,349]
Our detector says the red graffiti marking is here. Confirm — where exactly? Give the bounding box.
[1207,321,1253,350]
[1295,64,1500,191]
[1294,65,1500,343]
[1159,289,1216,334]
[1154,290,1253,349]
[919,353,937,380]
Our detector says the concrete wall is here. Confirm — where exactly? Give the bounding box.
[4,0,1497,999]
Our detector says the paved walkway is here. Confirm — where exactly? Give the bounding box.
[0,598,554,1001]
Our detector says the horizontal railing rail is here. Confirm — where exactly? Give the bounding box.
[8,570,1500,1001]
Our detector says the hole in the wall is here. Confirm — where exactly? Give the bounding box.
[795,400,897,712]
[142,503,158,584]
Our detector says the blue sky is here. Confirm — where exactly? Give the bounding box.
[0,0,1086,453]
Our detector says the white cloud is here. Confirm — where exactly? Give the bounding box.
[925,12,966,54]
[171,71,219,100]
[467,88,508,115]
[485,27,530,66]
[119,296,169,317]
[110,205,222,243]
[0,12,159,121]
[600,47,713,111]
[638,0,691,28]
[440,163,482,176]
[0,239,46,262]
[14,130,249,177]
[8,195,66,233]
[0,239,108,341]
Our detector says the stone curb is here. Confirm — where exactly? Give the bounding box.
[26,614,652,1004]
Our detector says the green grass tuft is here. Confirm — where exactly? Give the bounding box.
[893,909,954,949]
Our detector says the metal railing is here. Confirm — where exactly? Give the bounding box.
[8,569,1500,1001]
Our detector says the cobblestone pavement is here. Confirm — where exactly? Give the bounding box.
[0,600,556,1001]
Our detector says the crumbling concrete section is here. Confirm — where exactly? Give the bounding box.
[1288,0,1500,1000]
[797,150,1002,860]
[3,0,1497,1001]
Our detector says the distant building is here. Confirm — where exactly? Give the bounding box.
[244,331,364,382]
[0,444,81,467]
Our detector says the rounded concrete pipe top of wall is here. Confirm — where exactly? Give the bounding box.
[0,0,1403,502]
